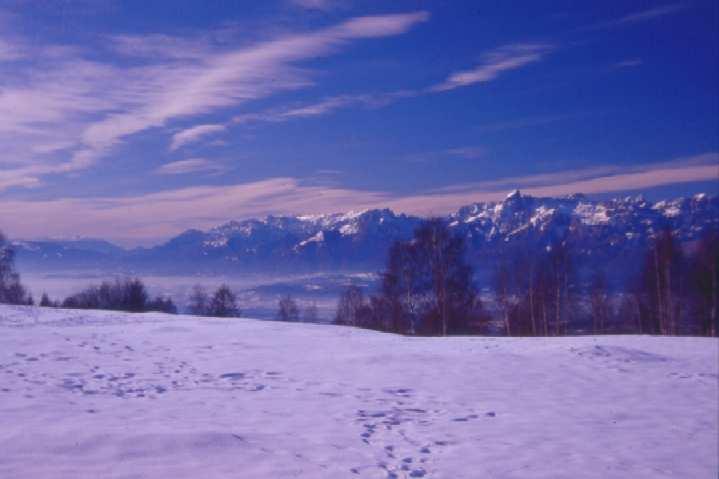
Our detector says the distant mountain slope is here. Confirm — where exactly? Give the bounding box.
[12,238,125,270]
[13,192,718,278]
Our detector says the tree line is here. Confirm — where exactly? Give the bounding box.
[1,241,309,321]
[58,278,178,313]
[2,231,310,319]
[186,284,241,317]
[2,225,717,336]
[333,220,718,337]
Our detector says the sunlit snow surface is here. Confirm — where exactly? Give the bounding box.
[0,305,717,478]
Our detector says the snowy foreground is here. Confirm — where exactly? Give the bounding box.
[0,306,717,479]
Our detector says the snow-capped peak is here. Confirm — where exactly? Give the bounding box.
[505,189,522,200]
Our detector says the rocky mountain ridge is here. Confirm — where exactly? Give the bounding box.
[13,192,718,278]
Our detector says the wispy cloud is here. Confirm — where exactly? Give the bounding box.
[2,153,715,245]
[430,43,552,92]
[155,158,226,175]
[0,167,44,190]
[444,147,484,160]
[477,113,580,133]
[0,11,429,191]
[233,90,417,125]
[170,124,227,151]
[405,152,718,215]
[0,38,22,61]
[0,178,390,245]
[608,3,685,26]
[585,3,686,30]
[403,146,485,164]
[109,33,214,60]
[232,42,553,127]
[290,0,346,11]
[75,11,429,168]
[1,24,552,192]
[406,146,486,163]
[611,59,643,69]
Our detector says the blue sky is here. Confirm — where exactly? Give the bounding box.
[0,0,717,245]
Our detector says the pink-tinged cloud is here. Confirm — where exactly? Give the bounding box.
[0,38,22,61]
[233,90,418,125]
[585,3,686,30]
[155,158,225,175]
[0,153,715,246]
[76,11,429,162]
[290,0,346,11]
[431,43,552,92]
[0,11,429,190]
[388,153,719,216]
[169,124,226,151]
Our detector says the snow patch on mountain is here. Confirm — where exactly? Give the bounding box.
[298,231,325,247]
[14,192,719,274]
[573,203,608,225]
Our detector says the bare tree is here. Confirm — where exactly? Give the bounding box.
[277,294,299,322]
[639,229,683,335]
[334,285,366,326]
[379,241,422,334]
[517,249,540,336]
[0,231,29,305]
[188,285,209,316]
[590,270,611,334]
[302,301,319,323]
[543,238,576,336]
[493,258,521,336]
[689,232,718,336]
[209,284,241,318]
[147,296,178,314]
[534,265,553,336]
[40,293,56,307]
[374,220,480,336]
[124,278,148,312]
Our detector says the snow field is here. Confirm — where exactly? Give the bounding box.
[0,305,717,478]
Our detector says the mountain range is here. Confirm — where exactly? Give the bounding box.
[13,191,718,283]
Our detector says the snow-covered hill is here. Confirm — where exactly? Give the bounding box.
[14,192,718,276]
[0,305,716,478]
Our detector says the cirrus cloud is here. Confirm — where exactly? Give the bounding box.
[169,124,227,151]
[155,158,226,175]
[0,10,430,191]
[431,43,552,92]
